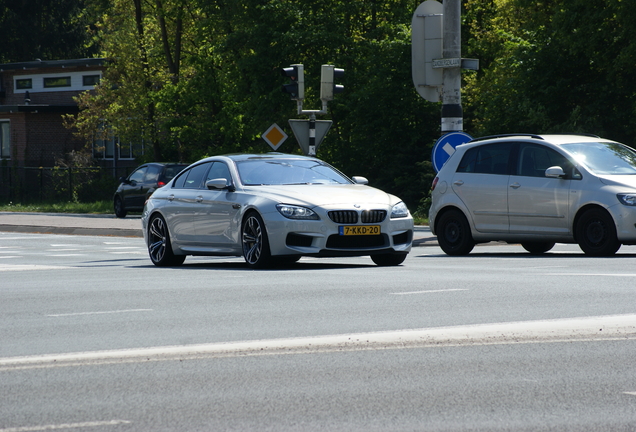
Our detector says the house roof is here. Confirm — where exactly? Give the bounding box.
[0,58,105,72]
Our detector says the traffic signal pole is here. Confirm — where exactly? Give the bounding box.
[441,0,462,133]
[281,64,343,156]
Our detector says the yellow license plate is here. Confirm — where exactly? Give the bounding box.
[339,225,381,236]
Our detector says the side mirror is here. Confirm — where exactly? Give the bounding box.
[206,178,235,192]
[545,166,566,178]
[352,176,368,185]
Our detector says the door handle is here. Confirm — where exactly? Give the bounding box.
[510,183,521,189]
[168,194,175,201]
[196,196,203,203]
[453,180,464,186]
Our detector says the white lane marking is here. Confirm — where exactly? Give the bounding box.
[623,392,636,396]
[0,256,21,259]
[47,309,153,317]
[548,273,636,277]
[2,314,635,370]
[105,246,140,249]
[391,289,468,295]
[0,264,75,271]
[50,244,82,247]
[0,420,131,432]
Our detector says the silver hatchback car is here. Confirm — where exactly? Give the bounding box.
[429,134,636,256]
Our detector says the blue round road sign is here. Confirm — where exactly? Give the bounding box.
[432,132,473,172]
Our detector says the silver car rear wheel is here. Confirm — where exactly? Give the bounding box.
[437,209,475,256]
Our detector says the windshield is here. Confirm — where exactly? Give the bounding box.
[236,159,352,186]
[561,141,636,175]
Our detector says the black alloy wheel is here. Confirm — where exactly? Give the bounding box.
[114,196,127,218]
[437,209,475,256]
[242,212,272,269]
[147,215,185,266]
[576,208,620,256]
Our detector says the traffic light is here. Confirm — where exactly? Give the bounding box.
[320,64,344,101]
[281,64,304,100]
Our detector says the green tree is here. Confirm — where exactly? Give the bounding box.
[71,0,442,210]
[463,0,636,146]
[0,0,98,62]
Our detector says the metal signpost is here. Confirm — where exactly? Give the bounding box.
[411,0,479,134]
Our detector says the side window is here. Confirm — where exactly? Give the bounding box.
[519,145,578,178]
[206,162,231,184]
[172,169,188,188]
[144,165,162,183]
[182,162,211,189]
[457,147,478,173]
[129,166,147,183]
[458,143,512,175]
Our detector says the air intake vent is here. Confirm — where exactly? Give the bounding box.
[328,211,358,224]
[361,210,387,223]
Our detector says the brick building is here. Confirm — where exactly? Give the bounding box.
[0,58,138,168]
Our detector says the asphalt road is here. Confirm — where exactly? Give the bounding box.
[1,217,636,431]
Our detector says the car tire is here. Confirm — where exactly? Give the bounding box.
[242,211,272,269]
[114,196,127,218]
[147,214,185,267]
[437,209,475,256]
[521,242,555,254]
[576,208,620,256]
[371,253,407,266]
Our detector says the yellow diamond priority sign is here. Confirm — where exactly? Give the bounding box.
[262,123,288,151]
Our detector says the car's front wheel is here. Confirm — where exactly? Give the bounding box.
[371,253,407,266]
[521,242,555,254]
[242,212,272,269]
[436,209,475,256]
[114,196,127,218]
[147,214,185,267]
[576,208,620,256]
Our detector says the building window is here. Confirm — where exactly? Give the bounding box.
[0,121,10,159]
[43,76,71,88]
[83,75,101,86]
[15,78,32,90]
[93,128,144,160]
[118,139,144,160]
[93,124,115,160]
[93,136,115,160]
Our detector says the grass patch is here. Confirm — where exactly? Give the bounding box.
[0,200,113,214]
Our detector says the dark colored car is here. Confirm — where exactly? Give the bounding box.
[114,163,187,218]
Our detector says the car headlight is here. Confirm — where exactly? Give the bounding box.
[390,201,409,218]
[617,193,636,206]
[276,204,319,220]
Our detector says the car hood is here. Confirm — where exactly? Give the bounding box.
[242,184,400,208]
[599,175,636,190]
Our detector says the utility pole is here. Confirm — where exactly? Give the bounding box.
[441,0,462,133]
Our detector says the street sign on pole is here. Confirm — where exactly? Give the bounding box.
[411,0,443,103]
[289,119,332,156]
[261,123,288,151]
[431,131,472,172]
